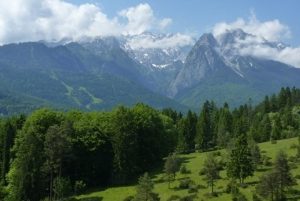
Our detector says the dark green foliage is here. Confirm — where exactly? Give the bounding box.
[167,195,181,201]
[0,115,25,184]
[256,151,295,201]
[44,123,72,201]
[180,165,191,174]
[53,177,72,200]
[111,104,174,184]
[225,179,240,194]
[252,194,262,201]
[273,151,295,200]
[195,101,216,151]
[3,105,175,201]
[176,110,197,153]
[178,178,195,189]
[123,196,134,201]
[256,171,279,201]
[232,192,248,201]
[74,180,87,195]
[249,141,262,169]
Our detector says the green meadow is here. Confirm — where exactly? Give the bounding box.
[77,137,300,201]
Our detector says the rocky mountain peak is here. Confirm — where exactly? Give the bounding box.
[195,33,218,47]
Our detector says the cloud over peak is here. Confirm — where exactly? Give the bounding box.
[0,0,181,46]
[213,12,291,42]
[212,13,300,68]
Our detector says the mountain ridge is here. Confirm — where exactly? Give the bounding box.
[0,29,300,114]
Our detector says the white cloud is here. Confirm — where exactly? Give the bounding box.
[126,33,195,49]
[213,12,300,68]
[119,3,154,35]
[0,0,186,46]
[237,42,300,68]
[159,18,173,30]
[213,12,290,42]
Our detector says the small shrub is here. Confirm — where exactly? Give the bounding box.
[204,192,218,198]
[270,139,277,144]
[262,155,272,166]
[217,159,226,171]
[290,143,298,149]
[294,174,300,180]
[167,195,181,201]
[225,180,239,194]
[288,188,300,195]
[232,192,248,201]
[199,169,205,176]
[188,184,198,193]
[74,180,87,195]
[123,196,134,201]
[53,177,72,199]
[198,184,206,189]
[66,199,79,201]
[178,178,195,189]
[289,156,298,163]
[252,193,262,201]
[290,162,298,169]
[180,194,196,201]
[78,197,102,201]
[180,165,191,174]
[213,151,221,157]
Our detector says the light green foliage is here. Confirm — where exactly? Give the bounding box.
[134,173,159,201]
[202,153,221,193]
[227,134,254,184]
[164,153,180,188]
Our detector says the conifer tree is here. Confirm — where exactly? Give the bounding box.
[227,134,254,184]
[134,173,159,201]
[195,101,212,150]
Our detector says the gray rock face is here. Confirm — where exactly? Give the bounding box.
[169,33,226,96]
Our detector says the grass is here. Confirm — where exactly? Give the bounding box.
[78,87,103,106]
[77,137,300,201]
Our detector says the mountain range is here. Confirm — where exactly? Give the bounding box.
[0,30,300,115]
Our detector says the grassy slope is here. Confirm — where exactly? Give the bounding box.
[77,137,300,201]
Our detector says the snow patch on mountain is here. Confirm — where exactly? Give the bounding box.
[120,32,194,68]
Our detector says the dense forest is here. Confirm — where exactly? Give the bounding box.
[0,87,300,201]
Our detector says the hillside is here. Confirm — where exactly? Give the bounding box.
[0,42,187,115]
[77,137,300,201]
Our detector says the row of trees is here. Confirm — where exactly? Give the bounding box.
[168,87,300,153]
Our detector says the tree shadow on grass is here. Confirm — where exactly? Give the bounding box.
[256,167,272,172]
[78,197,103,201]
[287,188,300,200]
[245,181,259,186]
[179,156,196,164]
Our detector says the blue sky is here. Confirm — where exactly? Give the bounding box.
[68,0,300,45]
